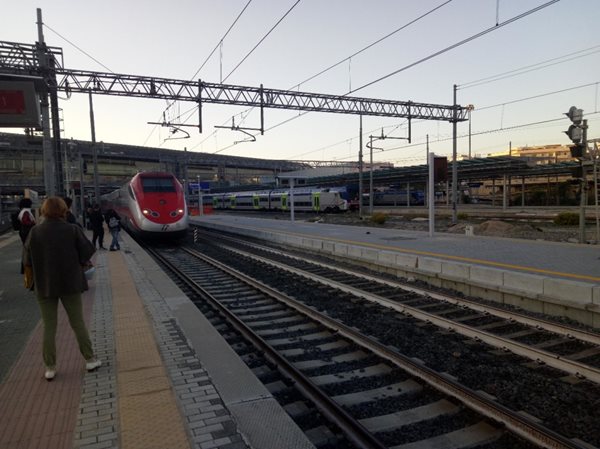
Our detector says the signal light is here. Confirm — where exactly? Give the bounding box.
[564,106,584,144]
[570,145,584,158]
[565,125,583,144]
[565,106,583,125]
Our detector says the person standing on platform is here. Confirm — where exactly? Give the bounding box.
[16,198,36,274]
[89,204,105,249]
[23,196,101,381]
[17,198,36,244]
[63,197,81,227]
[105,208,121,251]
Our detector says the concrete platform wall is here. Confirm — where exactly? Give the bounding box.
[198,222,600,328]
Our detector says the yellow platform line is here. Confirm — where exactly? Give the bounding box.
[234,224,600,283]
[108,251,191,449]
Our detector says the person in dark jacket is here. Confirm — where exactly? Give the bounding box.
[63,197,81,227]
[23,196,101,381]
[104,208,121,251]
[17,197,36,244]
[17,197,36,274]
[89,204,105,249]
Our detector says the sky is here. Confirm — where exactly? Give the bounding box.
[3,0,600,167]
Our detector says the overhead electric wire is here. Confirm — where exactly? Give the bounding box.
[144,1,254,146]
[187,0,304,151]
[475,81,600,111]
[362,112,600,161]
[349,0,560,94]
[189,0,253,81]
[216,0,560,156]
[222,0,301,83]
[205,1,451,153]
[459,44,600,89]
[293,78,591,161]
[288,0,453,91]
[43,23,113,73]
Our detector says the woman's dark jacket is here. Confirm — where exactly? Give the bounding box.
[23,218,95,297]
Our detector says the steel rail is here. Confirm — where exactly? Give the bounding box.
[177,245,583,449]
[212,239,600,384]
[148,245,388,449]
[208,231,600,345]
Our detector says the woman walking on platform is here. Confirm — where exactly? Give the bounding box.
[104,208,121,251]
[23,197,102,381]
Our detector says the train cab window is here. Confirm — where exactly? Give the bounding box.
[127,184,135,199]
[141,177,176,193]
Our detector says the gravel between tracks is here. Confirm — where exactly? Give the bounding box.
[200,242,600,447]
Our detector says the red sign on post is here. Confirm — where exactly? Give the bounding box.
[0,80,41,127]
[0,90,26,114]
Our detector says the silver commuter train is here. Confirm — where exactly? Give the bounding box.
[208,188,348,212]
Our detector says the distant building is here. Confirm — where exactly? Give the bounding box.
[487,144,572,164]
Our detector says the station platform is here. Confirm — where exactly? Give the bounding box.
[0,230,314,449]
[191,214,600,327]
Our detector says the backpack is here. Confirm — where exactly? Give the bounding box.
[20,210,34,226]
[109,216,119,228]
[11,212,21,231]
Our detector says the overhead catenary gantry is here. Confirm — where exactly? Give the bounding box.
[54,68,468,127]
[1,37,470,197]
[0,41,470,124]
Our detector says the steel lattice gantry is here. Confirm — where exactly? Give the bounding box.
[0,41,470,122]
[54,69,468,123]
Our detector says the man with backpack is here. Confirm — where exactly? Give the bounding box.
[104,209,121,251]
[12,198,36,274]
[16,198,36,244]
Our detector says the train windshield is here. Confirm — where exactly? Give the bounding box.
[141,177,176,193]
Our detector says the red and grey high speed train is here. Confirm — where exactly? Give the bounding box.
[101,172,188,238]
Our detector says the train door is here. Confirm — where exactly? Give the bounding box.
[281,194,288,210]
[229,195,236,209]
[312,192,320,211]
[252,194,260,209]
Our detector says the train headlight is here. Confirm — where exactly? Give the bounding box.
[177,209,184,214]
[142,209,150,215]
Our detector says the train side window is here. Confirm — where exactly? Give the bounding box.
[128,184,135,199]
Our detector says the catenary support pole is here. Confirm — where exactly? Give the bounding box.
[358,115,363,218]
[579,119,588,243]
[502,175,507,211]
[88,90,100,204]
[452,84,458,224]
[369,135,374,215]
[36,8,55,196]
[197,175,203,216]
[428,136,434,237]
[290,178,295,223]
[79,148,85,226]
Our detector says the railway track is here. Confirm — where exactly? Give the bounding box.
[198,229,600,382]
[146,235,600,449]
